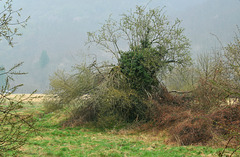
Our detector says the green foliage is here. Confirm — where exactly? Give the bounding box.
[119,51,157,92]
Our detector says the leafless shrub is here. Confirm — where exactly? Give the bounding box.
[0,63,37,156]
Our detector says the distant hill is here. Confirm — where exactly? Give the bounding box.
[179,0,240,56]
[1,0,240,93]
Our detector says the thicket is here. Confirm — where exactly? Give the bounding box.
[46,5,191,129]
[47,63,151,129]
[159,29,240,151]
[46,5,240,154]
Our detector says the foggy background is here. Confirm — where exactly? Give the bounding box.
[1,0,240,93]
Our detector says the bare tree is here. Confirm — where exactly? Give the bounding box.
[0,0,30,47]
[0,0,36,155]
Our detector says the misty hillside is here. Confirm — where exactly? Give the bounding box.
[180,0,240,54]
[1,0,240,93]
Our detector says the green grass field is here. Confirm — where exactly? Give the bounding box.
[10,103,239,157]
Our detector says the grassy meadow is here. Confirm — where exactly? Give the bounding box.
[7,95,238,157]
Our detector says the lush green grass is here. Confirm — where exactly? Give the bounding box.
[11,103,239,157]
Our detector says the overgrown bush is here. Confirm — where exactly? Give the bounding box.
[48,5,193,130]
[192,78,228,112]
[209,104,240,157]
[43,97,64,113]
[152,104,191,129]
[210,104,240,138]
[48,65,99,104]
[46,6,240,150]
[164,65,196,92]
[151,88,240,146]
[189,51,229,112]
[151,98,214,145]
[45,64,103,113]
[170,115,212,145]
[58,64,152,129]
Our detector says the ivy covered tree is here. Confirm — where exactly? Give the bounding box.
[47,5,192,128]
[88,6,191,93]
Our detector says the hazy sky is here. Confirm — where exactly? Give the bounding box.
[1,0,240,93]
